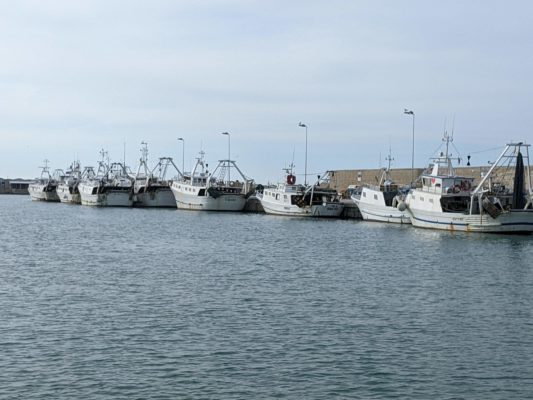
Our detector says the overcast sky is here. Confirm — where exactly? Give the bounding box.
[1,0,533,182]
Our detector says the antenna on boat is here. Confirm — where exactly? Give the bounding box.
[139,141,149,177]
[289,146,295,168]
[386,145,394,172]
[140,141,148,162]
[451,114,456,138]
[442,129,454,175]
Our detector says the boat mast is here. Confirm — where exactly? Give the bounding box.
[138,141,149,177]
[382,146,394,186]
[221,132,231,185]
[38,159,52,181]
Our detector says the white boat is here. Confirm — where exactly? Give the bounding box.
[401,134,533,233]
[352,151,411,224]
[79,150,134,207]
[258,165,344,217]
[28,160,60,202]
[56,161,82,204]
[132,143,179,208]
[170,151,254,211]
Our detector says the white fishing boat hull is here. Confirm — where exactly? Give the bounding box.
[80,191,133,207]
[259,180,344,218]
[79,183,132,207]
[407,208,533,233]
[406,188,533,233]
[310,203,344,217]
[261,198,343,217]
[352,196,411,224]
[28,184,59,202]
[56,184,81,204]
[134,188,176,208]
[261,200,312,216]
[171,185,246,211]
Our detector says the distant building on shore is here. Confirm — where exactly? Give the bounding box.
[0,178,31,194]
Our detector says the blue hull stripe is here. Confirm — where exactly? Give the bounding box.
[412,215,468,226]
[412,215,533,227]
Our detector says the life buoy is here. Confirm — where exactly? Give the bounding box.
[287,174,296,185]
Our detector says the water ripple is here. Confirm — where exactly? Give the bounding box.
[1,196,533,399]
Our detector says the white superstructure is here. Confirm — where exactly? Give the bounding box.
[170,151,254,211]
[28,160,60,202]
[259,166,344,217]
[402,134,533,233]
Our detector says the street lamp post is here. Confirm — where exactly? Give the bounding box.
[298,122,308,185]
[404,109,415,186]
[177,137,185,176]
[221,132,230,183]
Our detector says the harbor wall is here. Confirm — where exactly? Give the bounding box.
[328,166,520,193]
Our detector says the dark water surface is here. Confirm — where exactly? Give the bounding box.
[1,195,533,399]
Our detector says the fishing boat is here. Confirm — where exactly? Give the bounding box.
[132,142,179,207]
[78,150,134,207]
[352,150,411,224]
[56,161,82,204]
[400,134,533,233]
[258,164,344,217]
[28,160,60,202]
[170,151,254,211]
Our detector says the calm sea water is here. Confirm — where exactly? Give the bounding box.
[1,195,533,399]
